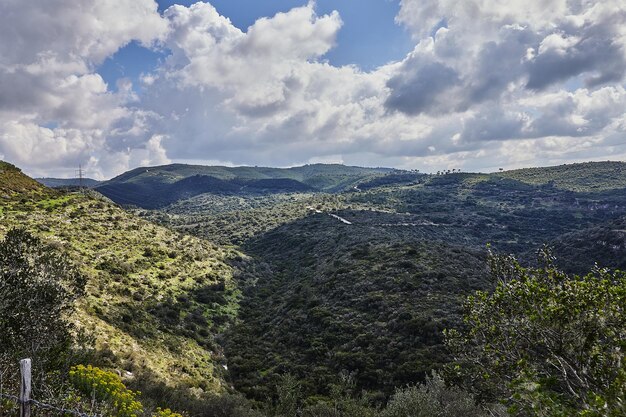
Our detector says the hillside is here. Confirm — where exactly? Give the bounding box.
[136,162,626,403]
[546,216,626,274]
[143,164,626,258]
[0,165,256,404]
[495,161,626,192]
[5,159,626,413]
[226,213,491,401]
[0,161,46,197]
[136,193,356,246]
[96,163,397,209]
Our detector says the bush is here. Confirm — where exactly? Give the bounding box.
[381,372,491,417]
[69,365,143,417]
[153,407,184,417]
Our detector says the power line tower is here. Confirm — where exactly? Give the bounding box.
[75,164,85,193]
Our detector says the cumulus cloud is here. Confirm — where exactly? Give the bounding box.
[0,0,168,178]
[141,2,401,166]
[388,0,626,115]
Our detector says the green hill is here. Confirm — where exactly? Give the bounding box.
[96,164,397,209]
[496,161,626,192]
[144,162,626,404]
[5,159,626,414]
[0,161,45,198]
[0,163,254,402]
[226,213,491,402]
[545,216,626,274]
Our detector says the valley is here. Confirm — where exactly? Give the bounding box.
[3,160,626,416]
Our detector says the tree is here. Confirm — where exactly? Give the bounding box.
[446,247,626,416]
[0,229,86,371]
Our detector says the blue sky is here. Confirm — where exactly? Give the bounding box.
[98,0,413,89]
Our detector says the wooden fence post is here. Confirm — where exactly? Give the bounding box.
[19,358,31,417]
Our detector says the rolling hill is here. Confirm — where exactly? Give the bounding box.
[133,161,626,403]
[495,161,626,192]
[96,163,398,209]
[0,161,46,197]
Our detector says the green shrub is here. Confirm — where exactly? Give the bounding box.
[69,364,143,417]
[153,407,184,417]
[381,373,491,417]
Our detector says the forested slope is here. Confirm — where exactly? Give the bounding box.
[226,212,491,402]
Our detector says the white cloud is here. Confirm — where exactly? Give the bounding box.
[0,0,168,178]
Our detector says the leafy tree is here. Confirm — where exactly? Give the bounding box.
[0,228,86,371]
[446,248,626,416]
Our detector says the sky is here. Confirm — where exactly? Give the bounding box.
[1,0,625,179]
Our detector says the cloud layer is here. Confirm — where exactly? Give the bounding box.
[1,0,625,178]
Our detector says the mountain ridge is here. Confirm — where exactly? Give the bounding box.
[96,163,401,208]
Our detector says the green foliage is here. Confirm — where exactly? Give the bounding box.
[274,372,379,417]
[139,192,349,246]
[380,372,496,417]
[276,374,302,417]
[70,364,144,417]
[7,159,626,417]
[446,249,626,416]
[0,170,248,402]
[153,407,184,417]
[0,161,45,198]
[547,216,626,275]
[226,215,490,402]
[0,228,86,370]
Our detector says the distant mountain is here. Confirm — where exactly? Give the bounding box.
[96,163,398,208]
[36,177,101,188]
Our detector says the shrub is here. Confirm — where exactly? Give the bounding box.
[153,407,184,417]
[381,372,491,417]
[69,365,143,417]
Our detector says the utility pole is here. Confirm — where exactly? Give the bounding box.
[75,164,85,193]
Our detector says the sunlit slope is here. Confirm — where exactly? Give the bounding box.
[496,161,626,192]
[0,163,249,394]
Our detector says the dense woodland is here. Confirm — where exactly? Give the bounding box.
[3,160,626,416]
